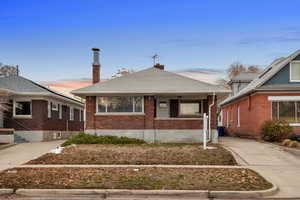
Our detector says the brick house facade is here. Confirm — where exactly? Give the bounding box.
[0,76,84,143]
[221,49,300,139]
[73,48,228,143]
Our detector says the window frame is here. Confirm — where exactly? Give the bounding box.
[290,61,300,82]
[51,102,59,111]
[59,104,62,119]
[70,107,74,120]
[13,99,32,118]
[271,101,300,126]
[96,96,144,115]
[178,100,203,117]
[237,106,240,127]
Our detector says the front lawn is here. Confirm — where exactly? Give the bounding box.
[27,143,236,165]
[0,167,272,191]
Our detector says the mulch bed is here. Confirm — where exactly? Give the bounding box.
[27,144,236,165]
[0,167,272,191]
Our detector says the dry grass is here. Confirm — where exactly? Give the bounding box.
[27,144,236,165]
[0,167,272,191]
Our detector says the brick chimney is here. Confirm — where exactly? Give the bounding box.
[153,63,164,70]
[92,48,100,84]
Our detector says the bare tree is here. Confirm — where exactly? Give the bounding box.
[227,62,246,78]
[227,62,261,78]
[247,65,261,73]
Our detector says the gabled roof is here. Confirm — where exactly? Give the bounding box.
[221,49,300,106]
[72,67,230,96]
[229,72,260,83]
[0,76,83,106]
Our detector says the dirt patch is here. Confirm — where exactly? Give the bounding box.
[27,144,236,165]
[0,167,272,191]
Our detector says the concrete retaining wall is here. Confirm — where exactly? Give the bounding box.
[85,129,218,143]
[15,130,79,142]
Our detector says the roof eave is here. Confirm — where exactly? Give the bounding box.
[72,90,231,98]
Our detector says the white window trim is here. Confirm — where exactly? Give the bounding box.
[13,99,32,118]
[59,104,62,119]
[51,102,59,111]
[79,109,82,121]
[96,96,144,114]
[237,106,240,127]
[70,107,74,121]
[178,100,203,116]
[226,111,229,128]
[268,96,300,101]
[271,101,300,126]
[290,61,300,82]
[48,101,51,118]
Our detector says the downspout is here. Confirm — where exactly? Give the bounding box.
[208,92,216,142]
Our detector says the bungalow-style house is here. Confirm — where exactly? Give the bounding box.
[72,48,230,143]
[0,75,84,143]
[221,49,300,139]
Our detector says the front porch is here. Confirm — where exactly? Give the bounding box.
[87,94,218,143]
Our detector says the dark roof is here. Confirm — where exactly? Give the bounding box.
[0,76,83,105]
[230,72,260,82]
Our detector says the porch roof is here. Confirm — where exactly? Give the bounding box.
[72,67,230,97]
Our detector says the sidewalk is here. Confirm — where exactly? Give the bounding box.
[0,140,64,171]
[220,137,300,198]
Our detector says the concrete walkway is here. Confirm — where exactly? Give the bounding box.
[0,140,64,171]
[220,137,300,199]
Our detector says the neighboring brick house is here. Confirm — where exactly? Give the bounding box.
[0,75,84,142]
[221,49,300,139]
[72,48,230,143]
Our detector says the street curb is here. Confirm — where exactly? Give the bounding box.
[0,189,14,195]
[209,183,278,199]
[15,186,278,199]
[15,189,209,198]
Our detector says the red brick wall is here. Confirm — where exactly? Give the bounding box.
[85,95,218,130]
[222,93,300,139]
[5,100,84,132]
[154,119,202,129]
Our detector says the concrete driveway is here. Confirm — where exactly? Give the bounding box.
[221,137,300,199]
[0,140,64,171]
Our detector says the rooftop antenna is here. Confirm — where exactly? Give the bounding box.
[151,53,159,65]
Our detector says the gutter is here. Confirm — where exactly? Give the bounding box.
[207,92,215,142]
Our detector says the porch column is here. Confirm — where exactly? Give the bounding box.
[144,96,155,129]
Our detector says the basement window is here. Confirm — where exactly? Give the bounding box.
[14,101,32,117]
[97,96,144,113]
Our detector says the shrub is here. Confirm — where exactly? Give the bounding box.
[282,139,291,146]
[288,141,299,148]
[289,133,300,142]
[261,120,293,142]
[61,133,146,146]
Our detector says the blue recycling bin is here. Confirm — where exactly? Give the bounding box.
[217,126,225,136]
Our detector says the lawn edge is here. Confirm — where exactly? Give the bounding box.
[14,184,278,199]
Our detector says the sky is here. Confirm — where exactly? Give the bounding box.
[1,0,300,81]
